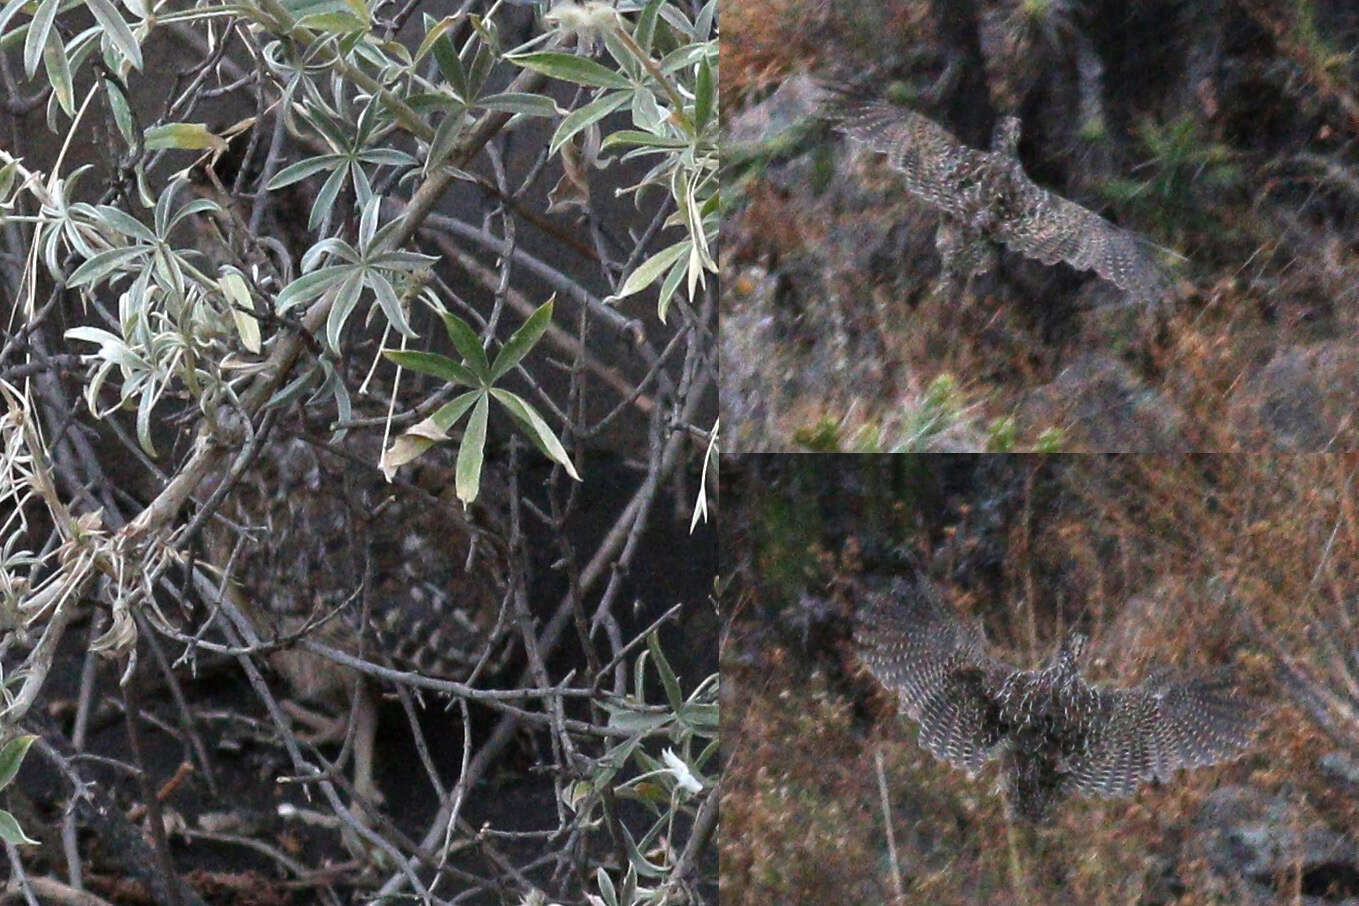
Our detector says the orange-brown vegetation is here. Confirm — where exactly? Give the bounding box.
[722,455,1359,904]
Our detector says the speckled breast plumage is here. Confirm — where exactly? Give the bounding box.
[203,432,510,701]
[855,575,1258,822]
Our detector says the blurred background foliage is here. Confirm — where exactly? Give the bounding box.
[721,0,1359,452]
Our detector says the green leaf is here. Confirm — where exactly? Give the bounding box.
[431,32,467,99]
[379,394,475,480]
[309,165,348,232]
[599,130,691,151]
[266,154,342,190]
[357,147,417,167]
[0,735,36,791]
[489,294,553,381]
[165,197,224,231]
[655,245,688,324]
[302,236,359,270]
[106,82,135,145]
[455,392,489,503]
[65,325,126,354]
[287,0,368,33]
[440,310,490,382]
[23,0,58,78]
[405,91,455,115]
[490,388,580,480]
[425,106,467,173]
[368,271,416,338]
[96,204,157,243]
[647,630,684,712]
[219,270,259,353]
[324,267,364,353]
[607,239,688,306]
[693,56,714,131]
[549,90,629,157]
[695,0,717,41]
[357,191,381,247]
[143,122,227,152]
[383,349,479,386]
[85,0,143,70]
[41,25,72,115]
[596,868,618,906]
[135,382,158,456]
[0,809,37,846]
[658,43,709,74]
[600,28,639,81]
[414,13,461,64]
[465,37,494,99]
[634,0,662,52]
[604,707,669,734]
[430,389,480,431]
[508,51,633,89]
[276,266,347,312]
[618,821,666,879]
[0,0,34,41]
[66,246,144,288]
[475,91,559,117]
[679,701,719,734]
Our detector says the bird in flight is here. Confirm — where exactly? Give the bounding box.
[854,575,1257,822]
[824,90,1174,303]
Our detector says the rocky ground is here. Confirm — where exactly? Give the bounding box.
[721,0,1359,451]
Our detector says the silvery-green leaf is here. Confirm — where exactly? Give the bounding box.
[455,392,489,503]
[490,387,580,480]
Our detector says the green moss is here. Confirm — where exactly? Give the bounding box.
[793,418,842,451]
[893,373,963,450]
[987,415,1018,451]
[1034,426,1066,452]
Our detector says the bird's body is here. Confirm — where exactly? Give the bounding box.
[855,575,1256,821]
[201,431,509,801]
[824,92,1173,302]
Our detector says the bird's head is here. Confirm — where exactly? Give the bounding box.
[1054,631,1088,678]
[991,116,1022,158]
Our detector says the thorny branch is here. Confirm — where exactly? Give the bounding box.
[0,0,718,902]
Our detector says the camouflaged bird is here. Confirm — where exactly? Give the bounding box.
[201,431,510,803]
[825,91,1172,303]
[855,575,1257,822]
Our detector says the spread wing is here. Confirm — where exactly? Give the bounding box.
[992,177,1172,303]
[1063,669,1258,800]
[826,99,985,221]
[855,576,1011,775]
[823,90,1173,302]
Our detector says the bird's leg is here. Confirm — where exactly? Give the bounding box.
[280,687,383,807]
[348,686,381,806]
[280,699,349,743]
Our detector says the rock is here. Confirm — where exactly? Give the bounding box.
[1016,353,1188,451]
[1228,341,1359,450]
[1320,751,1359,791]
[1197,786,1359,906]
[725,74,823,147]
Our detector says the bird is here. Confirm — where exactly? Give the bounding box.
[822,88,1173,303]
[854,574,1258,822]
[200,430,510,805]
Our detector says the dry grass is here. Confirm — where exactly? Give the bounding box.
[722,455,1359,905]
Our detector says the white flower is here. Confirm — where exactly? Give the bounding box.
[661,748,702,795]
[543,2,621,53]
